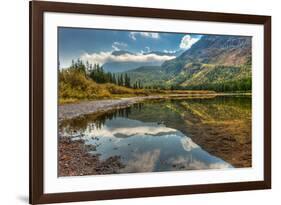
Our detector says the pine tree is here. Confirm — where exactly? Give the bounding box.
[112,73,116,84]
[124,73,131,87]
[120,74,124,86]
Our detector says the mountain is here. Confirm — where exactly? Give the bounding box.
[162,35,251,73]
[124,35,252,91]
[124,66,171,88]
[103,61,160,73]
[103,50,178,73]
[111,50,133,56]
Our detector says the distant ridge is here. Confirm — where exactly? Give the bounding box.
[124,35,252,91]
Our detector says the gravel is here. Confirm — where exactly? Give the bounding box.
[59,95,161,120]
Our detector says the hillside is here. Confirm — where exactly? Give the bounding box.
[124,66,171,88]
[124,35,252,91]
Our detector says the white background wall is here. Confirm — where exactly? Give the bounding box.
[0,0,279,204]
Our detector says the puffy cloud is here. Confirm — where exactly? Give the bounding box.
[121,149,161,172]
[168,156,232,170]
[145,46,151,52]
[81,51,176,65]
[129,32,160,40]
[112,41,127,51]
[80,117,178,139]
[180,137,199,152]
[179,35,201,50]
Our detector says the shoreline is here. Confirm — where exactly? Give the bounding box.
[59,93,251,121]
[59,93,252,174]
[59,137,125,176]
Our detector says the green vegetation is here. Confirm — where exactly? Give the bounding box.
[59,60,215,104]
[166,63,252,92]
[124,35,252,92]
[124,66,172,89]
[59,35,252,103]
[69,59,135,87]
[180,77,251,92]
[59,60,148,104]
[124,64,251,92]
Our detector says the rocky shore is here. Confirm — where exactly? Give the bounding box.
[59,94,218,121]
[58,137,125,176]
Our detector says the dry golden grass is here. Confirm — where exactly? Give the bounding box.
[59,69,151,104]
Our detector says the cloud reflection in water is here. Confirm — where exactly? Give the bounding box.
[67,117,232,173]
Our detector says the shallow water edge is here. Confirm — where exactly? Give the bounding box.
[58,95,251,176]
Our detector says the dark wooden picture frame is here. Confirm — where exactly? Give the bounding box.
[30,1,271,204]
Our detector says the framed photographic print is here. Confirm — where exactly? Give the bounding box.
[30,1,271,204]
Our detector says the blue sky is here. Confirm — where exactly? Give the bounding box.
[58,27,202,68]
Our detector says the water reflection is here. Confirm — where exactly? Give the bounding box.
[60,106,136,133]
[61,116,232,173]
[59,96,251,174]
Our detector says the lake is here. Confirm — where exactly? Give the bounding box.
[59,95,251,176]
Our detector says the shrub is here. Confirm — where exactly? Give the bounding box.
[59,68,111,102]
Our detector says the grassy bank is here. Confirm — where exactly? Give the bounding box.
[59,68,149,104]
[59,68,216,104]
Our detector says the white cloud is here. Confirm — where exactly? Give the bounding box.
[129,32,160,40]
[140,46,151,54]
[180,137,199,152]
[129,34,137,40]
[121,150,161,172]
[145,46,151,52]
[179,35,201,50]
[167,156,232,170]
[112,41,127,51]
[163,49,178,54]
[81,51,176,65]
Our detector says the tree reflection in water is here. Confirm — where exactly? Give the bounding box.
[59,96,251,171]
[59,102,144,134]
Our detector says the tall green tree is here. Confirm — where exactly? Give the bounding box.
[124,73,131,88]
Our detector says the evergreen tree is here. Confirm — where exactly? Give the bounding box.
[69,59,139,87]
[112,73,116,84]
[119,74,124,86]
[124,73,131,87]
[138,80,142,89]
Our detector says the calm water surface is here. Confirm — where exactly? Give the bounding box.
[60,96,251,173]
